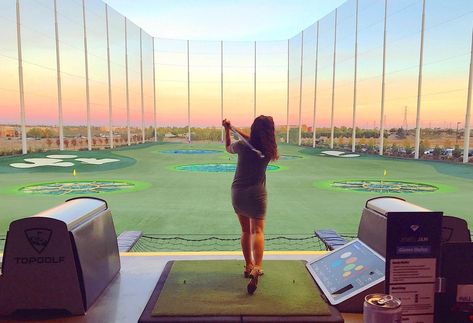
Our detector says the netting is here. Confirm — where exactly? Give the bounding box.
[129,233,357,252]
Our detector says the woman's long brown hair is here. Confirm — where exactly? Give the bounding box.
[249,115,279,161]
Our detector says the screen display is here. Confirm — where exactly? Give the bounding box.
[307,239,385,304]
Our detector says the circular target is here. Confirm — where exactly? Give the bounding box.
[331,180,438,193]
[20,180,141,195]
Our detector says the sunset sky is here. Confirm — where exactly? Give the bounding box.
[0,0,472,130]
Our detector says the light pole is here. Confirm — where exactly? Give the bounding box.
[456,122,461,146]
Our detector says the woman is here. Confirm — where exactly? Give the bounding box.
[222,116,279,294]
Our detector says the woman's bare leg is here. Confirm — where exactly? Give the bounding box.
[237,214,253,268]
[251,218,265,269]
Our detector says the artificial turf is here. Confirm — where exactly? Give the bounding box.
[151,260,330,316]
[0,142,472,244]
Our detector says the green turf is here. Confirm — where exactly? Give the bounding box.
[0,142,472,246]
[152,260,330,316]
[0,149,135,173]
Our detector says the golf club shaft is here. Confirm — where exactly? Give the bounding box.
[230,126,265,158]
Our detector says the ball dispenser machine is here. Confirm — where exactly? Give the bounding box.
[0,197,120,316]
[307,196,443,313]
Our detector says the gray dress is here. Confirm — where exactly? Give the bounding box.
[230,141,270,219]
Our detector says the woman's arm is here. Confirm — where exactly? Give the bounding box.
[222,119,233,153]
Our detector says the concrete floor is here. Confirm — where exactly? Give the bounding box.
[0,252,363,323]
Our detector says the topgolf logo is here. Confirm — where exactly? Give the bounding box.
[25,228,52,254]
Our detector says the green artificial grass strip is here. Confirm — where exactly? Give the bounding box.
[152,260,330,317]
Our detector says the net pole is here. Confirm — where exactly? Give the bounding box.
[82,0,92,151]
[351,0,359,153]
[16,0,27,154]
[378,0,388,156]
[414,0,426,159]
[463,28,473,163]
[140,29,145,143]
[330,9,338,149]
[105,4,113,148]
[298,31,304,146]
[125,18,131,146]
[312,22,319,148]
[53,0,64,151]
[187,40,191,143]
[152,38,157,142]
[221,40,224,142]
[286,39,290,143]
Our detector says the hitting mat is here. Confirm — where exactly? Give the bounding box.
[139,260,343,322]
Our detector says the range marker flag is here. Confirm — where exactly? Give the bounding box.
[384,169,387,177]
[73,169,76,177]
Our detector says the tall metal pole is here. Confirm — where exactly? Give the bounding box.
[330,9,338,149]
[286,39,290,143]
[16,0,27,154]
[254,41,257,120]
[312,22,319,148]
[140,29,145,143]
[53,0,64,151]
[82,0,92,151]
[414,0,426,159]
[379,0,388,155]
[125,18,130,146]
[351,0,359,153]
[298,31,304,146]
[463,28,473,163]
[152,38,157,142]
[221,40,224,142]
[105,4,113,149]
[187,39,191,143]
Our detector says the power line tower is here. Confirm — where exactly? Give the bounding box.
[403,106,408,130]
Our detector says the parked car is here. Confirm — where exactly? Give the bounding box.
[441,148,454,157]
[424,149,434,155]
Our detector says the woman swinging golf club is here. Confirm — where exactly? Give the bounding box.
[222,116,279,294]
